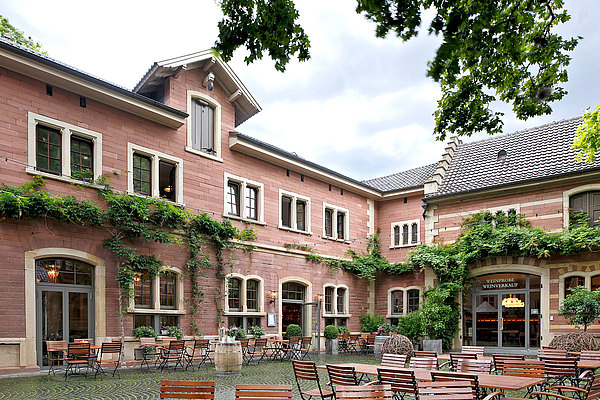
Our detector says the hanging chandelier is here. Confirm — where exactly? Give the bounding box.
[502,295,524,308]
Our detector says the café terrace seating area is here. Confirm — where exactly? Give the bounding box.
[4,338,600,400]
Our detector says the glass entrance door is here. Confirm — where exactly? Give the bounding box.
[475,294,499,346]
[501,293,526,347]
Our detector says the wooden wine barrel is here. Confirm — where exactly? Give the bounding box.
[214,341,242,376]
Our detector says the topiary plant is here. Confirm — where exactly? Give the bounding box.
[285,324,302,338]
[133,326,158,339]
[323,325,340,340]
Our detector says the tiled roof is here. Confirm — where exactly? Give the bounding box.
[433,117,600,197]
[362,163,437,192]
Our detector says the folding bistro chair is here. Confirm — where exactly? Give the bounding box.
[138,337,161,369]
[184,339,213,371]
[158,340,185,371]
[447,353,478,371]
[492,354,524,374]
[292,360,334,400]
[246,337,269,366]
[431,371,483,400]
[418,380,503,400]
[326,364,359,390]
[373,367,418,400]
[544,356,580,386]
[160,380,215,399]
[503,359,547,394]
[456,359,493,374]
[462,346,485,357]
[414,351,438,358]
[94,342,122,379]
[235,384,293,400]
[530,372,599,400]
[362,334,376,354]
[283,337,302,361]
[46,340,67,376]
[381,354,408,369]
[339,333,350,354]
[64,341,93,380]
[335,384,393,399]
[409,357,438,370]
[298,337,312,360]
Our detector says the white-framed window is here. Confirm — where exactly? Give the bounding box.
[27,112,103,184]
[323,203,349,242]
[224,173,265,223]
[386,286,422,319]
[391,220,420,248]
[131,267,185,332]
[279,190,311,233]
[558,271,600,302]
[323,284,350,316]
[127,143,184,204]
[224,273,265,315]
[186,90,222,162]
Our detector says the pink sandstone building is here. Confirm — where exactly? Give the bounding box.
[0,37,599,373]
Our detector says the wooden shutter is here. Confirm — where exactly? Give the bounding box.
[192,99,214,153]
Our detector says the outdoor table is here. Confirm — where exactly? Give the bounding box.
[316,363,546,391]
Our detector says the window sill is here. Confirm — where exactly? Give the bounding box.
[323,236,350,244]
[386,314,405,319]
[26,167,106,190]
[185,146,223,163]
[278,226,312,235]
[223,311,267,316]
[223,214,266,225]
[389,242,420,249]
[125,191,186,208]
[129,308,186,315]
[323,313,351,318]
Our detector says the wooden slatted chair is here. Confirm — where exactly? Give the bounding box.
[526,373,600,400]
[184,339,212,371]
[246,337,269,365]
[94,342,122,379]
[431,371,483,400]
[292,360,334,400]
[138,337,161,369]
[335,384,393,399]
[539,349,569,358]
[372,367,418,400]
[449,353,478,371]
[408,357,438,370]
[381,354,408,369]
[456,359,492,374]
[327,364,359,390]
[348,334,361,354]
[580,351,600,361]
[235,384,293,400]
[284,336,302,361]
[418,380,503,400]
[160,380,215,399]
[491,354,524,374]
[414,351,437,358]
[299,337,313,360]
[462,346,485,357]
[362,335,376,354]
[339,333,350,354]
[544,356,580,386]
[503,360,547,394]
[46,340,67,376]
[239,338,250,364]
[158,340,185,371]
[64,342,92,380]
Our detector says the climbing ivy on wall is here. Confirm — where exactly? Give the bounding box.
[0,177,251,339]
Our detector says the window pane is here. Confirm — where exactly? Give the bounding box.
[247,279,258,311]
[337,211,346,239]
[282,282,305,301]
[159,315,179,334]
[134,271,153,308]
[160,271,177,309]
[36,125,61,174]
[228,316,243,328]
[228,278,241,310]
[325,287,333,313]
[325,209,333,237]
[70,136,93,181]
[392,290,403,315]
[564,276,585,297]
[227,182,240,216]
[411,223,418,243]
[133,154,152,195]
[192,99,215,154]
[394,226,400,247]
[245,186,258,220]
[407,289,420,313]
[402,225,409,245]
[281,196,291,227]
[159,161,176,201]
[35,258,92,286]
[134,315,153,330]
[337,288,345,314]
[593,275,600,292]
[296,200,306,231]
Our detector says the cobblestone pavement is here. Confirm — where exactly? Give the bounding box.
[0,354,379,400]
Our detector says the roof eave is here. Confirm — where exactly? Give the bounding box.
[0,42,187,129]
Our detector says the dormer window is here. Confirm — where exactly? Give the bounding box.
[186,91,222,161]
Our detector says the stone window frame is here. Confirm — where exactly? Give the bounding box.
[186,90,223,162]
[558,270,600,303]
[563,185,600,228]
[279,189,312,234]
[322,283,351,318]
[127,143,184,204]
[224,273,265,316]
[223,173,265,224]
[386,286,422,319]
[129,266,185,316]
[390,219,421,248]
[322,203,350,243]
[27,112,103,185]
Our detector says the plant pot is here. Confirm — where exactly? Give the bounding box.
[422,339,442,354]
[134,347,144,361]
[325,338,339,355]
[374,335,388,359]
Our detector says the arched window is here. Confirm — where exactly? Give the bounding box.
[391,290,403,315]
[569,191,600,227]
[135,271,153,308]
[228,277,242,311]
[323,284,349,327]
[160,271,177,309]
[246,279,258,311]
[224,274,264,330]
[36,258,93,285]
[132,268,183,333]
[564,276,585,297]
[388,287,422,322]
[283,282,305,301]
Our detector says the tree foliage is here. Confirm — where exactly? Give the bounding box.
[216,1,579,139]
[558,286,600,331]
[0,16,45,54]
[572,104,600,162]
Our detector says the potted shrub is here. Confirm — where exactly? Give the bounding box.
[236,328,247,339]
[133,326,158,360]
[162,325,184,340]
[324,325,340,354]
[285,324,302,338]
[248,325,264,338]
[396,311,424,350]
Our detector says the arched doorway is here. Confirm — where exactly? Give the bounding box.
[35,258,95,366]
[463,272,540,349]
[281,282,306,334]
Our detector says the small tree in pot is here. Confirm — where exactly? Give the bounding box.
[324,325,340,354]
[285,324,302,339]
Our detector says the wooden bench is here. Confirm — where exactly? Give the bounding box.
[235,384,293,399]
[160,380,215,399]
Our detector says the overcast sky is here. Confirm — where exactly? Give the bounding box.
[2,1,599,181]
